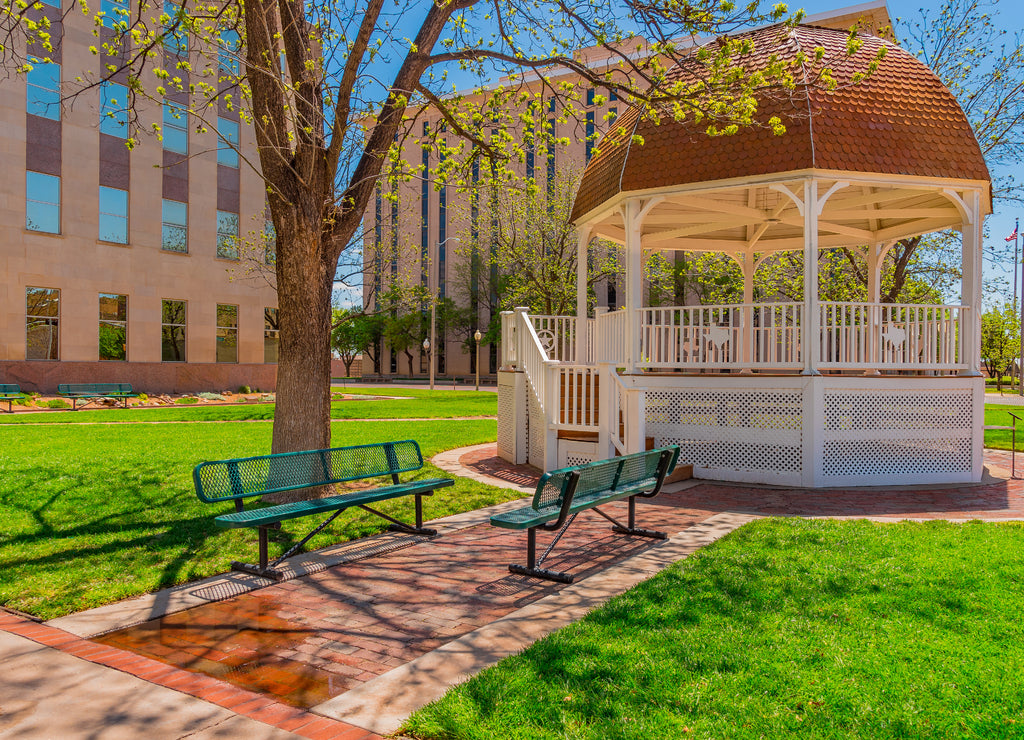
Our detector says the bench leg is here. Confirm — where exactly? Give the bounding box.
[509,527,575,584]
[230,524,286,581]
[600,497,667,540]
[359,500,438,537]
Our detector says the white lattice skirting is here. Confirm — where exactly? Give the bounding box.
[640,375,983,487]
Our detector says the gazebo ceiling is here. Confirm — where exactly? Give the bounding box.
[572,24,991,248]
[590,175,978,253]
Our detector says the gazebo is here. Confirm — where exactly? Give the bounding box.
[497,24,991,487]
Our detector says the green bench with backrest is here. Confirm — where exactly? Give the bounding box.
[0,383,21,413]
[490,446,680,583]
[193,439,454,580]
[56,382,138,409]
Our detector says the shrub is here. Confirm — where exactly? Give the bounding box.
[44,399,71,409]
[136,393,149,403]
[175,396,199,405]
[237,385,252,394]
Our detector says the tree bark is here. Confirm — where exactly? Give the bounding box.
[265,219,334,503]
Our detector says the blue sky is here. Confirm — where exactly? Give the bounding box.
[799,0,1024,302]
[336,0,1024,308]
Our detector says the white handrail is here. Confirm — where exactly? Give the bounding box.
[517,311,552,414]
[529,315,576,362]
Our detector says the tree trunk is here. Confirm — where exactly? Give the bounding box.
[266,221,334,503]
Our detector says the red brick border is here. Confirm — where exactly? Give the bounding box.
[0,609,380,740]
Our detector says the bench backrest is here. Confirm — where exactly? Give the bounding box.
[193,439,425,503]
[533,446,680,511]
[57,383,133,394]
[0,384,20,394]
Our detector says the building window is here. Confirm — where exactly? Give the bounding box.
[264,218,276,265]
[161,299,186,361]
[608,88,618,102]
[99,293,127,361]
[217,117,239,167]
[101,0,129,30]
[586,111,595,162]
[586,88,594,106]
[161,199,187,252]
[219,28,240,75]
[216,304,238,363]
[264,307,279,363]
[163,0,188,56]
[100,81,128,138]
[609,107,618,123]
[99,186,128,243]
[216,210,239,259]
[26,287,59,360]
[162,101,187,154]
[26,172,60,234]
[27,63,60,120]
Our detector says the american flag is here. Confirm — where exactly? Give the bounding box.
[1007,224,1019,242]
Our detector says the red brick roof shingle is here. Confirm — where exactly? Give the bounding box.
[572,25,990,222]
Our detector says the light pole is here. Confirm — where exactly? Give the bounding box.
[474,329,482,391]
[423,336,432,391]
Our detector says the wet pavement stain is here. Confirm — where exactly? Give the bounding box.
[94,593,345,706]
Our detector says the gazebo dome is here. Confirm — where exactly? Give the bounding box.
[571,24,990,223]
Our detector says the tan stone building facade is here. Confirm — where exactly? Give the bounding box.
[0,4,278,393]
[363,2,892,381]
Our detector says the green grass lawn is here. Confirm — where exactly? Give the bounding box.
[0,388,496,425]
[0,417,508,619]
[984,404,1024,450]
[406,518,1024,740]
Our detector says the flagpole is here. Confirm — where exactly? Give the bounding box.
[1017,218,1022,396]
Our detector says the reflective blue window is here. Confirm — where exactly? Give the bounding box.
[219,29,240,75]
[161,199,187,252]
[98,186,128,243]
[100,81,128,138]
[27,63,60,120]
[217,117,239,167]
[163,1,187,55]
[162,102,187,154]
[217,210,239,259]
[101,0,129,29]
[26,172,60,234]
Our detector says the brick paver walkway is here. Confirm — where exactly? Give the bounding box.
[94,494,712,708]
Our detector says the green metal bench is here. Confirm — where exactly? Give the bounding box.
[490,446,680,583]
[0,383,21,413]
[56,382,138,409]
[193,439,454,580]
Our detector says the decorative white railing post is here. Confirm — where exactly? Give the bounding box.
[500,311,517,369]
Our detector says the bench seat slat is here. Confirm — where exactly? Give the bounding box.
[214,478,454,529]
[490,477,659,530]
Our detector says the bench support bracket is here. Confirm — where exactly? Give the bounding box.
[598,498,667,540]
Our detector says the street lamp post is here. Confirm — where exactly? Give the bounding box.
[422,337,432,391]
[474,329,482,391]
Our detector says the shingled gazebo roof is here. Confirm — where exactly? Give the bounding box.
[571,24,990,224]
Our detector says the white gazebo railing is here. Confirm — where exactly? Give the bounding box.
[818,303,966,369]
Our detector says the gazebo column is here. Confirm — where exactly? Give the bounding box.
[742,253,754,372]
[802,179,821,375]
[575,225,592,365]
[623,200,643,374]
[959,190,983,376]
[864,242,890,371]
